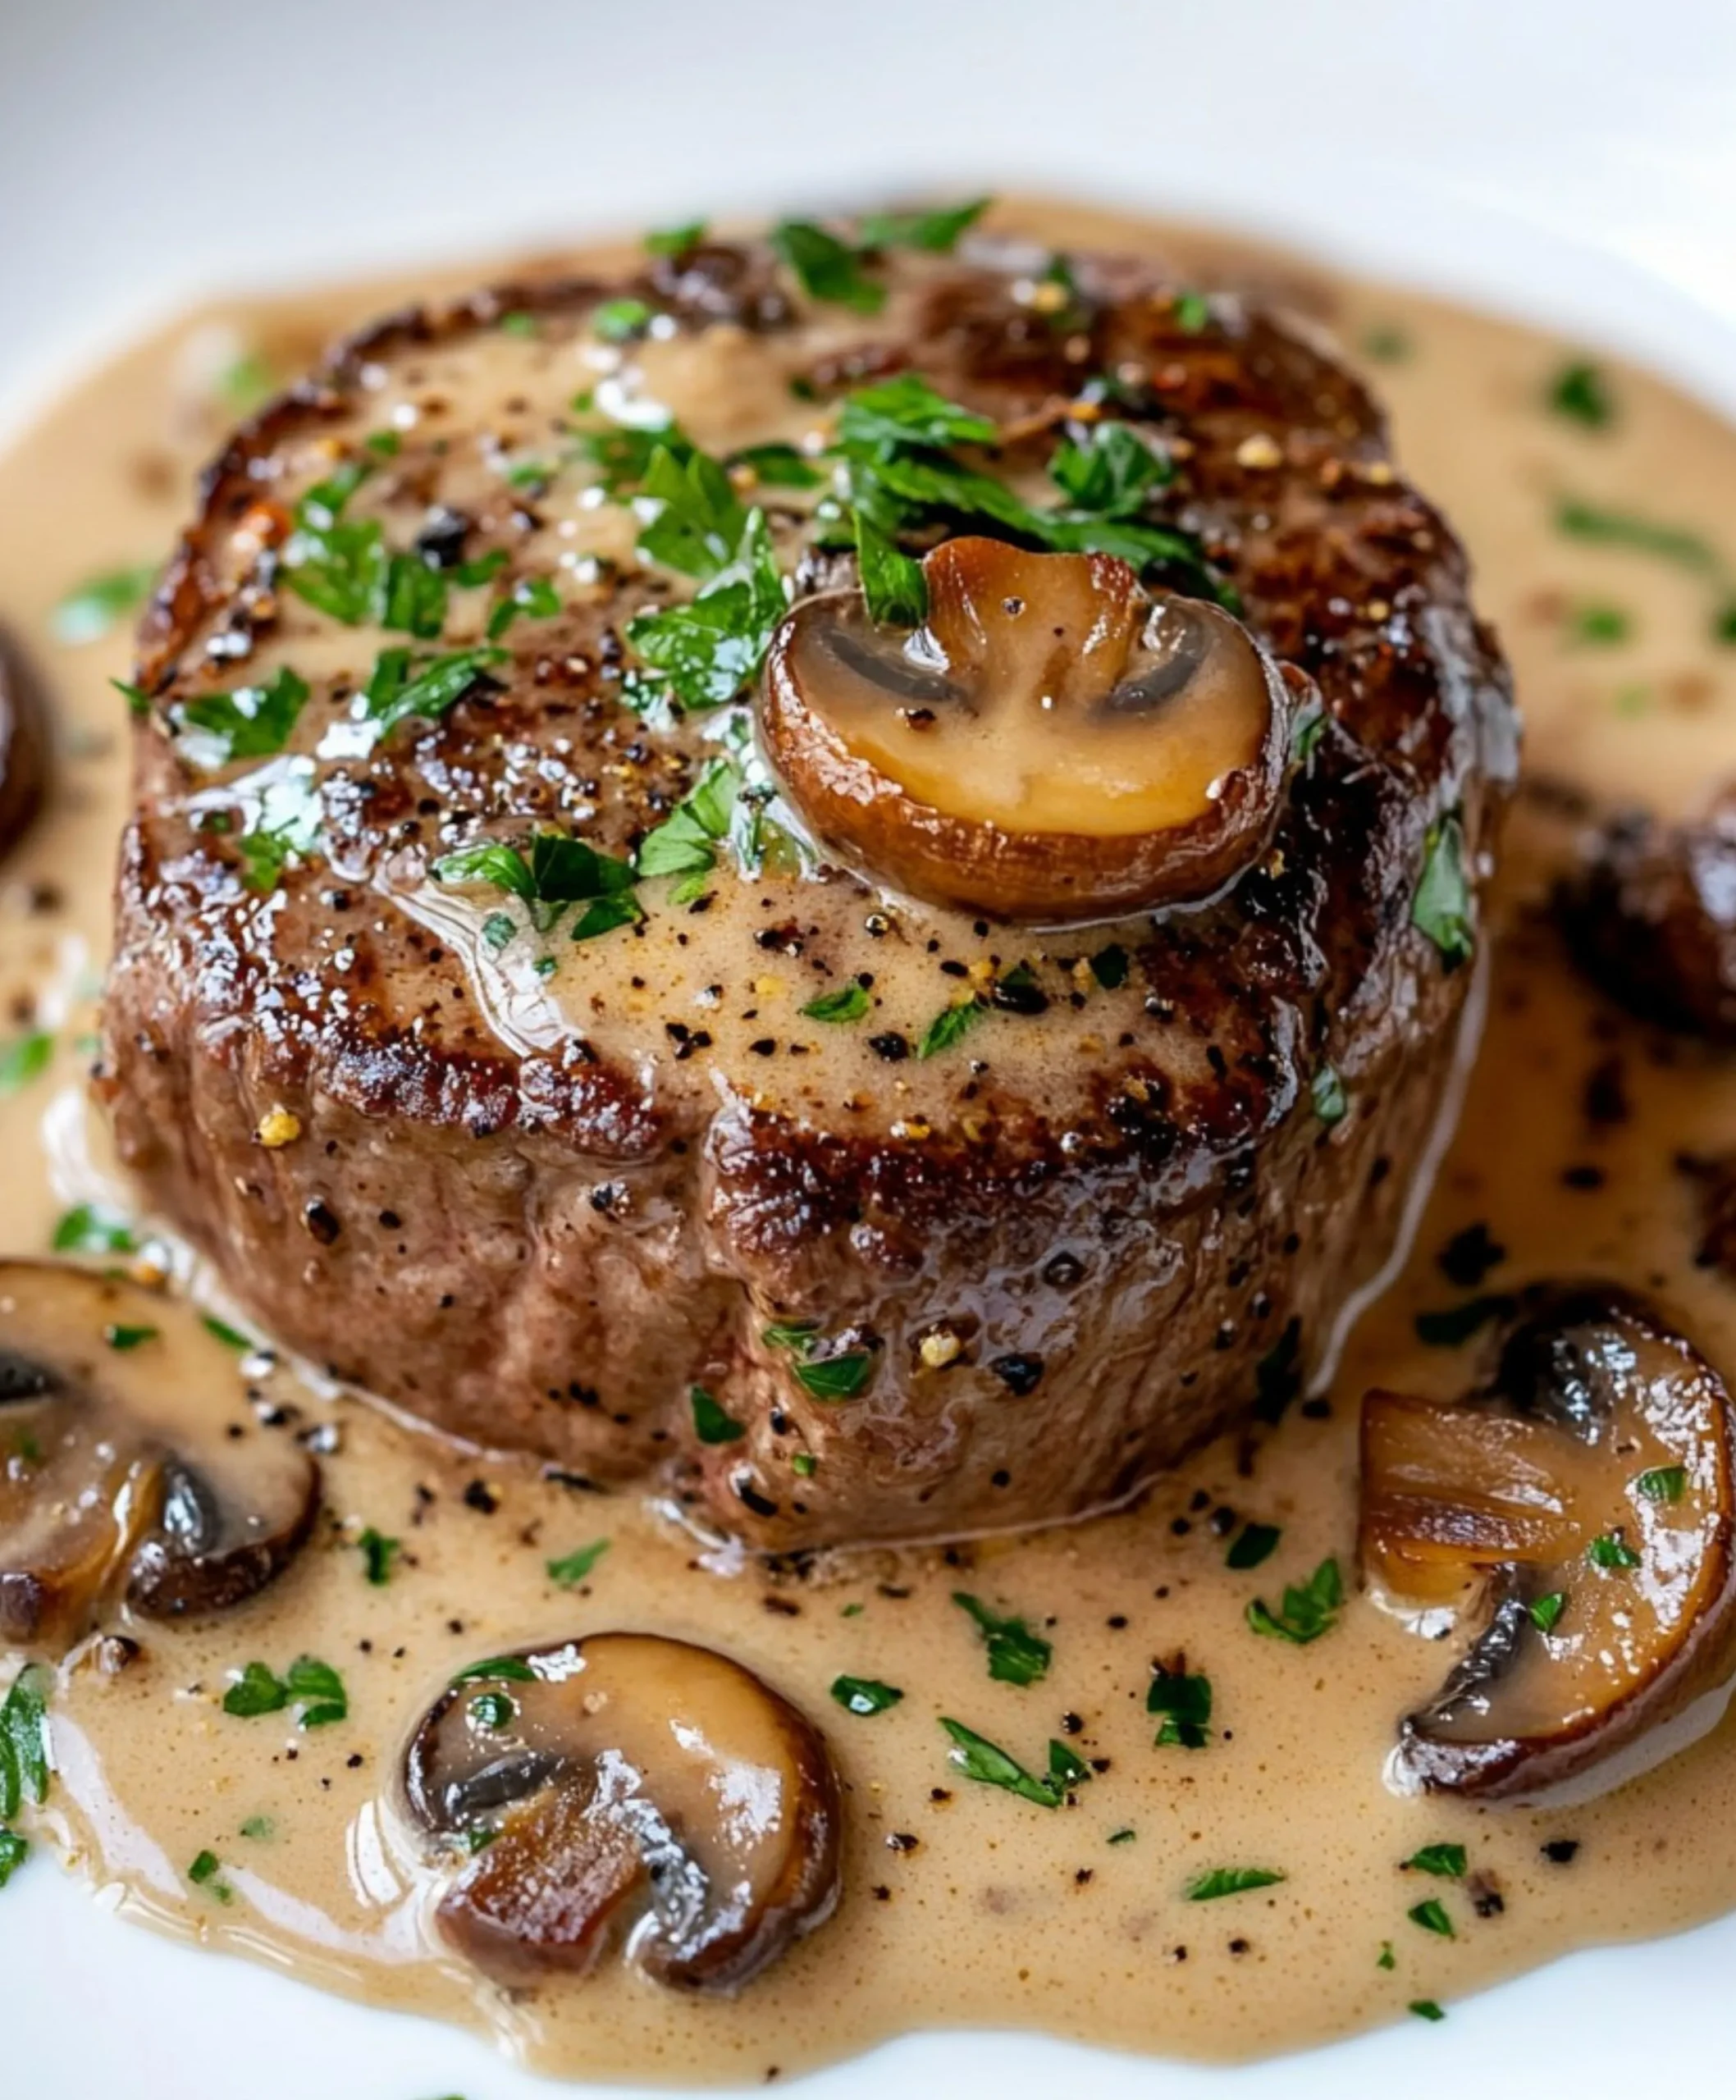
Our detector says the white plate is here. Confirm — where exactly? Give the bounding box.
[6,2,1736,2092]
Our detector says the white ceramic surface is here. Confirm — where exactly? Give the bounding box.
[5,2,1736,2092]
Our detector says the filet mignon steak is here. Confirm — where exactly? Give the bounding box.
[99,220,1517,1549]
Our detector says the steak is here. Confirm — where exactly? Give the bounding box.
[98,219,1517,1550]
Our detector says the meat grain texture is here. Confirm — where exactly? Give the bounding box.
[100,226,1518,1548]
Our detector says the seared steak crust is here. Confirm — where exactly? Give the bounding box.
[100,227,1516,1547]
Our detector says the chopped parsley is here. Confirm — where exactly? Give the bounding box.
[1310,1064,1347,1125]
[1088,943,1130,991]
[1108,1827,1136,1847]
[626,509,786,714]
[636,758,742,902]
[483,575,562,641]
[830,1676,904,1716]
[939,1719,1091,1808]
[1588,1532,1641,1570]
[103,1324,158,1352]
[1186,1866,1286,1901]
[1554,496,1720,573]
[0,1033,53,1098]
[1566,600,1632,646]
[468,1690,516,1729]
[593,297,653,344]
[1047,421,1170,514]
[838,373,998,454]
[1147,1664,1213,1749]
[730,441,822,488]
[801,981,870,1025]
[363,644,509,741]
[690,1385,746,1445]
[450,1656,538,1685]
[53,563,158,645]
[51,1203,135,1255]
[645,218,708,255]
[1246,1556,1342,1646]
[1528,1591,1568,1634]
[201,1315,254,1351]
[916,999,985,1060]
[856,509,928,626]
[1225,1522,1281,1572]
[221,1655,348,1728]
[546,1539,610,1587]
[283,462,385,624]
[1411,814,1474,968]
[770,220,886,313]
[793,1350,873,1400]
[435,829,638,937]
[176,665,309,765]
[0,1828,27,1889]
[1409,1999,1446,2022]
[1405,1843,1467,1879]
[357,1527,400,1586]
[1635,1465,1688,1504]
[1548,360,1616,429]
[953,1592,1052,1687]
[0,1666,53,1822]
[858,196,991,253]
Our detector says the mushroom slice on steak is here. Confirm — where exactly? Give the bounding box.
[760,536,1292,924]
[403,1633,842,1991]
[0,626,49,862]
[0,1262,319,1651]
[1361,1285,1736,1802]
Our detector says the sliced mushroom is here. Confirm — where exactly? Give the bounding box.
[760,536,1292,924]
[1361,1285,1736,1801]
[0,626,48,862]
[0,1262,319,1651]
[403,1633,841,1992]
[1557,791,1736,1039]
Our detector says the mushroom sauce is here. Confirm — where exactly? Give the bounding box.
[6,197,1736,2082]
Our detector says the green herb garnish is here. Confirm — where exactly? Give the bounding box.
[801,981,871,1024]
[176,665,310,765]
[858,197,991,253]
[1548,360,1615,430]
[221,1655,348,1728]
[1588,1532,1641,1570]
[1226,1522,1281,1572]
[53,564,159,645]
[691,1385,746,1444]
[916,1000,984,1060]
[1409,1897,1455,1938]
[939,1719,1091,1808]
[953,1592,1052,1687]
[831,1676,904,1716]
[1247,1557,1342,1646]
[1412,814,1474,968]
[1528,1591,1568,1634]
[771,221,886,313]
[358,1527,400,1586]
[1148,1664,1213,1748]
[1310,1065,1347,1125]
[855,509,928,626]
[1186,1866,1285,1901]
[52,1203,135,1255]
[0,1034,53,1098]
[1635,1466,1687,1504]
[546,1539,610,1587]
[1405,1843,1467,1879]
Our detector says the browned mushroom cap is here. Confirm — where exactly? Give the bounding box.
[1361,1285,1736,1802]
[0,627,49,862]
[1557,791,1736,1039]
[760,536,1293,924]
[0,1262,319,1652]
[403,1633,841,1992]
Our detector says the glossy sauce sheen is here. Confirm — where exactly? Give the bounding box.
[5,199,1736,2081]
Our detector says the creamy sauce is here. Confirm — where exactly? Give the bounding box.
[6,197,1736,2081]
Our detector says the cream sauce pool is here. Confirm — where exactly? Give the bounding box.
[5,198,1736,2082]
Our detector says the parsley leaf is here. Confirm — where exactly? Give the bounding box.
[771,221,886,313]
[0,1666,53,1821]
[831,1676,904,1716]
[1554,496,1720,572]
[177,666,309,765]
[594,297,653,344]
[1635,1465,1687,1504]
[1310,1064,1347,1125]
[1148,1664,1213,1748]
[436,829,638,936]
[363,645,509,740]
[637,759,741,895]
[856,509,928,626]
[357,1527,400,1586]
[1408,1897,1455,1938]
[0,1034,53,1098]
[1047,422,1169,514]
[793,1351,873,1400]
[637,447,749,581]
[690,1386,745,1444]
[645,218,708,256]
[1186,1866,1285,1901]
[916,1000,984,1060]
[1412,814,1474,968]
[1588,1532,1641,1570]
[1405,1843,1467,1879]
[953,1592,1052,1687]
[940,1719,1091,1807]
[838,374,998,454]
[222,1656,347,1728]
[0,1827,27,1888]
[53,563,159,645]
[52,1203,135,1255]
[1246,1556,1342,1645]
[1409,1999,1447,2022]
[546,1539,610,1587]
[626,511,786,713]
[1528,1591,1568,1634]
[1225,1522,1281,1572]
[802,981,870,1024]
[858,197,992,253]
[1548,360,1616,430]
